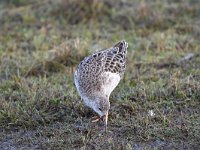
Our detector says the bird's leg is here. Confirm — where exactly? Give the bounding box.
[91,115,106,123]
[91,116,100,122]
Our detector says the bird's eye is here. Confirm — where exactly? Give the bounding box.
[99,107,102,111]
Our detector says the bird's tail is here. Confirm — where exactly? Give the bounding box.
[113,40,128,54]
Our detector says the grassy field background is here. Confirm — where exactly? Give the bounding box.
[0,0,200,149]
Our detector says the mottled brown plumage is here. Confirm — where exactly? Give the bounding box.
[74,40,128,132]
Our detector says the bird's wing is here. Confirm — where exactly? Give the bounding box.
[77,40,128,77]
[103,40,128,77]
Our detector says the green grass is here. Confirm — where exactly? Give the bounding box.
[0,0,200,149]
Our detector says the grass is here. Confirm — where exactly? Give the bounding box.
[0,0,200,149]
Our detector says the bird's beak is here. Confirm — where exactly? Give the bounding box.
[105,111,108,133]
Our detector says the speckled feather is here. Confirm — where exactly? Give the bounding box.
[74,40,128,116]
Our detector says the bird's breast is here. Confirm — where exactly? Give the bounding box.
[101,72,121,97]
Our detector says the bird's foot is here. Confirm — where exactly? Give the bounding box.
[91,116,100,123]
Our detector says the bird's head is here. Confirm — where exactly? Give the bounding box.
[91,96,110,132]
[91,96,110,117]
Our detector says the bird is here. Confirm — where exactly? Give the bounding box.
[74,40,128,132]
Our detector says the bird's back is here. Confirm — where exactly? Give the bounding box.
[74,40,128,99]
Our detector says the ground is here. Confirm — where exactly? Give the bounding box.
[0,0,200,149]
